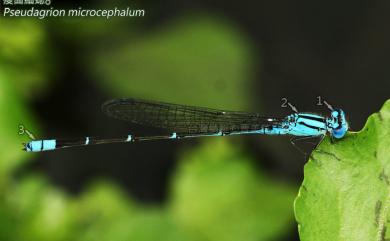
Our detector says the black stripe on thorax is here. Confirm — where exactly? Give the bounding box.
[298,121,326,131]
[297,114,326,123]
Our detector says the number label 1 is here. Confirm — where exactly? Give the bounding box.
[317,96,323,106]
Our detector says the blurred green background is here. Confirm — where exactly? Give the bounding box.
[1,0,390,240]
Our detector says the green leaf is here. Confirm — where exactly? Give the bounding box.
[74,181,192,241]
[79,208,192,241]
[170,138,296,241]
[294,100,390,241]
[9,175,73,241]
[72,180,135,226]
[0,19,52,99]
[89,14,256,110]
[0,70,38,184]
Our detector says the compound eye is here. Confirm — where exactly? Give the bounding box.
[332,127,347,139]
[330,109,348,139]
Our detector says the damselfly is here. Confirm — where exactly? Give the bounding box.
[23,98,349,152]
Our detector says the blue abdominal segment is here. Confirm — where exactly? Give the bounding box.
[25,140,56,152]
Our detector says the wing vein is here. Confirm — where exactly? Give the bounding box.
[102,98,283,134]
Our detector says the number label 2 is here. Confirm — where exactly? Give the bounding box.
[281,98,288,108]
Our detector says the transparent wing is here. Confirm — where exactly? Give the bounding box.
[102,98,284,135]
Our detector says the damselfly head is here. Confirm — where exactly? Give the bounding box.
[328,109,349,139]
